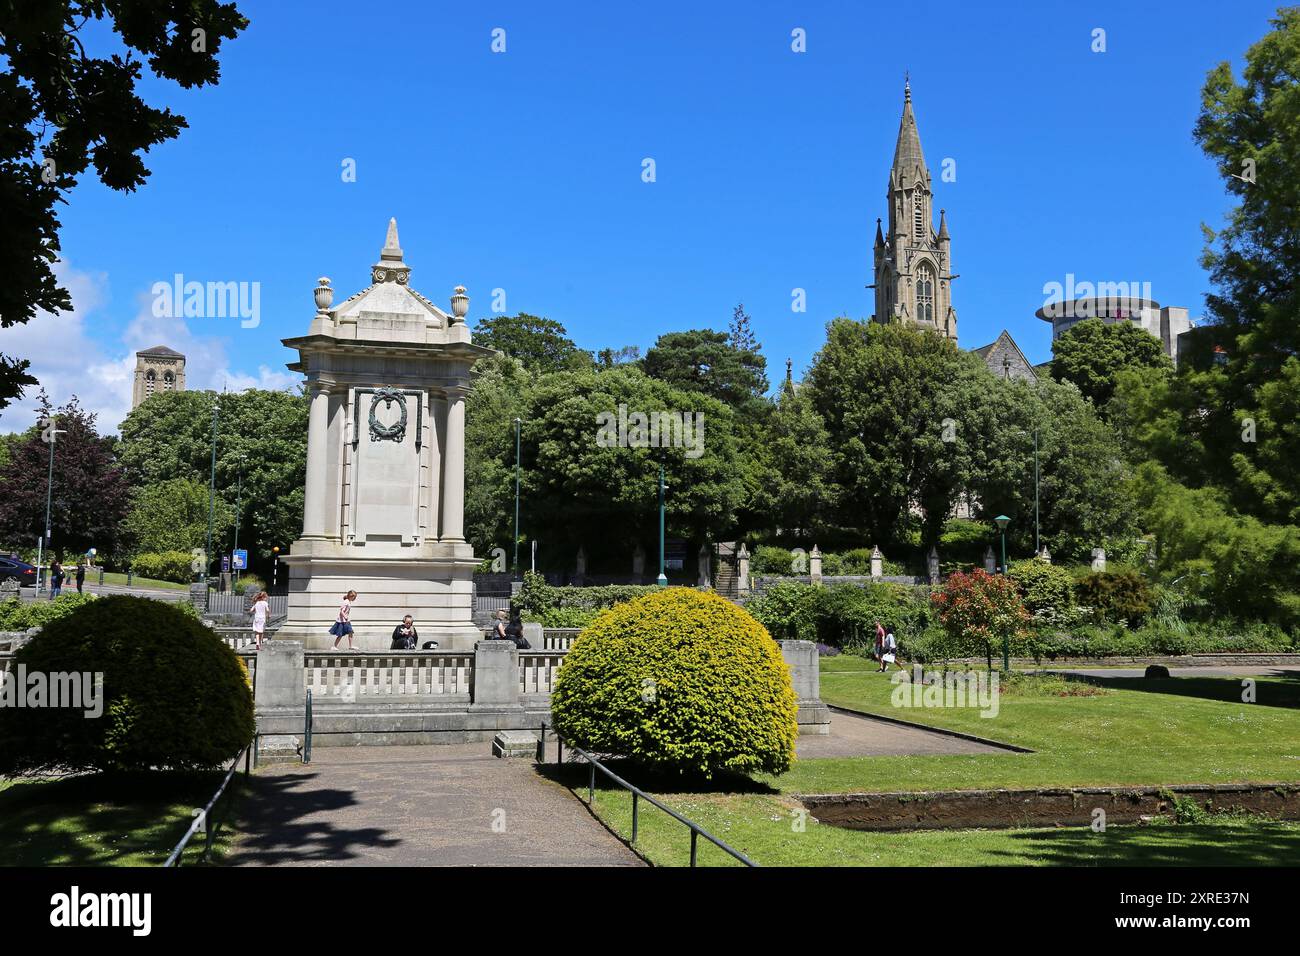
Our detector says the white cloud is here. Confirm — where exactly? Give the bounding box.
[0,261,301,435]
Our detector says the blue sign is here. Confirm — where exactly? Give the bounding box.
[221,555,230,573]
[232,549,248,571]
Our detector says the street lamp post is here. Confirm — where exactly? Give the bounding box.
[36,415,66,594]
[994,514,1011,673]
[657,465,668,587]
[205,394,219,588]
[272,546,280,590]
[513,417,522,577]
[1033,428,1040,555]
[232,453,246,584]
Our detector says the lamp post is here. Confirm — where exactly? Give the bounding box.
[657,465,668,587]
[36,415,66,593]
[272,546,280,591]
[994,514,1011,673]
[205,393,219,588]
[1033,428,1040,556]
[513,417,522,577]
[232,453,246,583]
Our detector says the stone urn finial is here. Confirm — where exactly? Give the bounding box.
[450,285,469,323]
[314,277,333,313]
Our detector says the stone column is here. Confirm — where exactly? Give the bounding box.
[254,641,306,763]
[984,545,996,574]
[301,383,331,538]
[927,546,941,584]
[735,544,748,594]
[440,385,468,541]
[870,545,883,580]
[809,545,822,585]
[1091,547,1107,572]
[473,639,519,708]
[778,640,829,735]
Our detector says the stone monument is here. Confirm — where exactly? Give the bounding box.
[276,219,494,650]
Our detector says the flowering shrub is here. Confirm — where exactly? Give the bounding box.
[931,569,1032,666]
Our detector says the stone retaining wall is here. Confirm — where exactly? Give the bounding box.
[801,783,1300,831]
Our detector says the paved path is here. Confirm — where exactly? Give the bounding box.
[1036,665,1300,678]
[228,745,642,867]
[797,708,1010,759]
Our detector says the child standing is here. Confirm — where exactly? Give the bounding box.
[251,590,271,650]
[331,590,358,650]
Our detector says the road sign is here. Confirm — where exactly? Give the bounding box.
[232,549,248,571]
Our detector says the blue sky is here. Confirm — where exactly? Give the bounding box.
[0,0,1281,432]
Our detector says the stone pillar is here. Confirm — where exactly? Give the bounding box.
[1038,547,1052,565]
[735,544,749,594]
[809,545,822,585]
[301,384,331,538]
[574,546,586,585]
[632,544,646,579]
[189,581,208,612]
[441,386,467,541]
[473,640,519,708]
[870,545,883,580]
[778,640,829,735]
[1091,547,1107,572]
[927,545,940,584]
[984,545,996,574]
[254,640,306,763]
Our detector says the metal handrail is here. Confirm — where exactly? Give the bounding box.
[163,740,254,867]
[540,722,757,867]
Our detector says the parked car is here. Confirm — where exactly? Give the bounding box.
[0,557,38,588]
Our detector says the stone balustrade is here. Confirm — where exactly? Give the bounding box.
[304,651,474,699]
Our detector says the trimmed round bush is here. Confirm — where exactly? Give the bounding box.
[1008,558,1076,616]
[550,588,798,777]
[0,595,254,775]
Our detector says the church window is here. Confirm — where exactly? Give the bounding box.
[913,191,924,238]
[163,371,175,391]
[145,369,156,396]
[917,265,935,324]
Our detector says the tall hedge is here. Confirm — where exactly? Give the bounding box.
[0,595,254,775]
[550,588,798,777]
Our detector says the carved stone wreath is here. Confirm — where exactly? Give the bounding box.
[368,387,408,443]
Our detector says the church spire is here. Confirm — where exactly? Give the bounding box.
[890,79,928,191]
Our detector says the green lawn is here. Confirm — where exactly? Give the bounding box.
[570,660,1300,866]
[95,572,187,591]
[0,772,243,866]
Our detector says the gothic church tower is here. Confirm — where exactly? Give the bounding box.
[872,80,957,342]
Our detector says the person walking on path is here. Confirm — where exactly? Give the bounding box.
[879,626,906,673]
[873,620,885,662]
[49,559,65,599]
[251,590,271,650]
[331,590,358,650]
[74,560,86,594]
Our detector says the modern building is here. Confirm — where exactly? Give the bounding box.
[1035,295,1192,366]
[131,345,186,408]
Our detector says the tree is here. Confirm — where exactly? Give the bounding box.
[471,313,589,373]
[745,386,832,538]
[1049,317,1172,410]
[0,394,130,558]
[116,389,307,571]
[931,569,1032,670]
[804,319,996,547]
[515,365,746,569]
[464,353,531,559]
[642,329,767,409]
[729,302,758,353]
[0,1,247,409]
[121,477,233,556]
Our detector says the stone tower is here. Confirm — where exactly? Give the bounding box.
[276,219,495,650]
[871,80,958,342]
[131,345,186,408]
